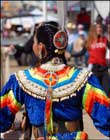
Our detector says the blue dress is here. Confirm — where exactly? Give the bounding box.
[0,62,110,139]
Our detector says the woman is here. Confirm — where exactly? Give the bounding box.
[86,23,110,96]
[0,21,110,140]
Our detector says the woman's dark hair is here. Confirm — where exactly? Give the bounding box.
[96,14,103,24]
[34,21,67,64]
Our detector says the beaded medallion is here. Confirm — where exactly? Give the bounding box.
[43,72,58,87]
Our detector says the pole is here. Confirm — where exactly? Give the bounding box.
[43,1,47,21]
[57,1,67,28]
[91,1,95,24]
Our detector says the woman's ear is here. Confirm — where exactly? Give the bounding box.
[39,43,47,58]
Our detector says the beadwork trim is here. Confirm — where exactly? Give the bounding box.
[15,68,92,102]
[40,63,66,71]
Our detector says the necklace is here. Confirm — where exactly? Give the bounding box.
[40,63,66,72]
[40,57,66,72]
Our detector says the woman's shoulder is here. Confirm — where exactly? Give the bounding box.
[71,67,92,76]
[70,67,92,84]
[14,67,31,80]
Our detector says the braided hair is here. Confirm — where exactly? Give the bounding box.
[35,21,67,64]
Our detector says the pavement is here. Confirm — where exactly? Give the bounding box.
[1,58,109,140]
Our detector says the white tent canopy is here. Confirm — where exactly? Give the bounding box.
[5,1,109,29]
[6,14,58,28]
[94,1,109,19]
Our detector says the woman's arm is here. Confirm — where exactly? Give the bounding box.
[71,47,87,57]
[0,75,24,132]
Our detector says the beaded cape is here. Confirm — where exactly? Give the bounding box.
[15,62,92,102]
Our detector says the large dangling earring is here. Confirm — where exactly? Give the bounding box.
[38,44,43,60]
[39,51,42,59]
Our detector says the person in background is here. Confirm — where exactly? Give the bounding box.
[65,24,88,67]
[0,21,110,140]
[96,14,103,24]
[10,36,38,67]
[75,24,88,67]
[105,12,110,26]
[66,22,78,53]
[76,7,91,31]
[77,24,87,38]
[95,14,106,32]
[86,23,110,97]
[66,22,77,45]
[72,30,86,67]
[65,22,78,62]
[8,24,39,67]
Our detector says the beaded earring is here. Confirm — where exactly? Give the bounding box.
[39,51,42,60]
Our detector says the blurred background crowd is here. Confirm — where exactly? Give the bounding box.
[0,1,110,139]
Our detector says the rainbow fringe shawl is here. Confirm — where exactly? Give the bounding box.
[44,88,53,139]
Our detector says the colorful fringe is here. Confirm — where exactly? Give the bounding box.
[83,83,109,114]
[0,90,21,114]
[44,88,53,138]
[75,131,88,140]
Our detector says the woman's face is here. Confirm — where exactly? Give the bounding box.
[96,24,103,35]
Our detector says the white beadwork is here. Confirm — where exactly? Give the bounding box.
[41,63,66,71]
[15,68,92,102]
